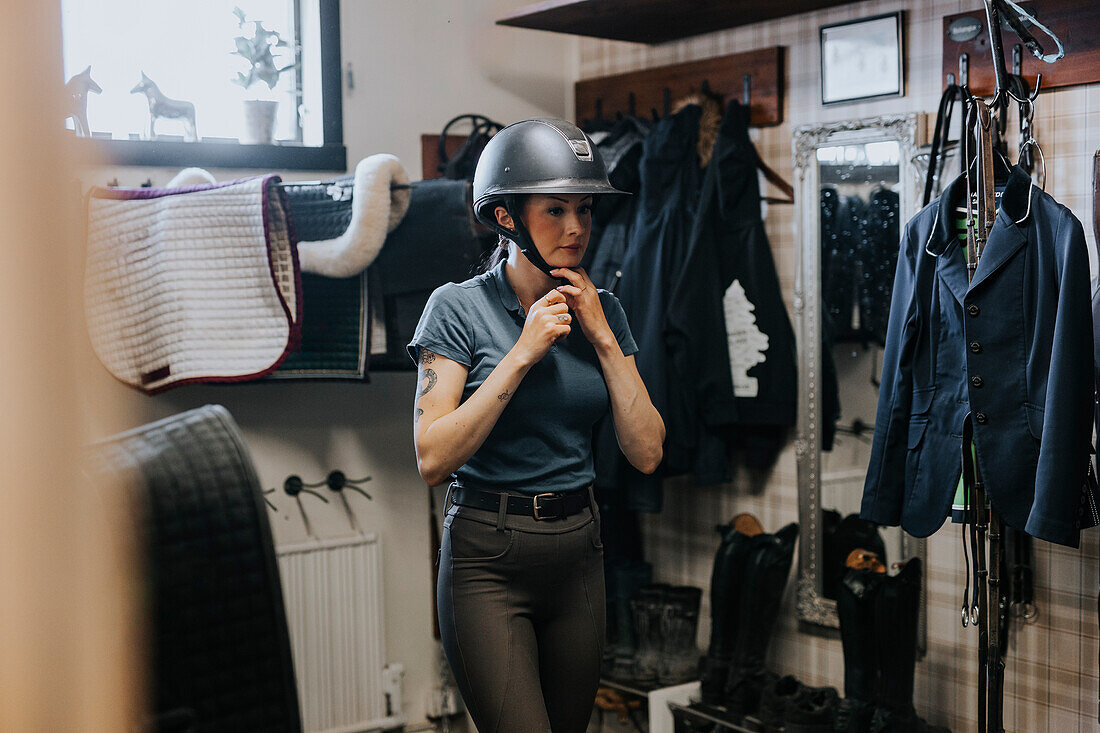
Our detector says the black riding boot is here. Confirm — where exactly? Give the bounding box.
[834,565,882,732]
[604,558,652,678]
[724,523,800,721]
[869,559,950,733]
[698,522,758,704]
[630,583,671,683]
[659,586,703,685]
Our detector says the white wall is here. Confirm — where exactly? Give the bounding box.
[78,2,577,729]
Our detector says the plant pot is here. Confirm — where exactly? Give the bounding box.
[242,99,278,145]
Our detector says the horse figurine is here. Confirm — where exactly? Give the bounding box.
[130,72,198,142]
[65,65,101,137]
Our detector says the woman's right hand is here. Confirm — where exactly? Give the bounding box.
[513,289,571,365]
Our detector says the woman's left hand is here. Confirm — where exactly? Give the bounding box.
[551,268,614,348]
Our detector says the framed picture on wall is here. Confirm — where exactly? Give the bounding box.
[820,12,904,105]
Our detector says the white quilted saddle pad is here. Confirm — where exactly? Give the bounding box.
[85,176,301,393]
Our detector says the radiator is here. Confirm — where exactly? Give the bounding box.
[277,534,402,733]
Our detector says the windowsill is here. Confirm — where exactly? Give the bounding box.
[70,137,348,172]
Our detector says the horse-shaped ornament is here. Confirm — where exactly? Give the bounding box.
[130,72,197,142]
[65,66,101,137]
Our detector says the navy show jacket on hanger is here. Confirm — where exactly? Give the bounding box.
[861,166,1095,548]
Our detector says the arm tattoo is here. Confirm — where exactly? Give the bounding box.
[420,350,437,365]
[498,389,512,402]
[415,407,424,423]
[419,368,438,397]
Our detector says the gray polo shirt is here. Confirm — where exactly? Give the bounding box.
[407,259,638,494]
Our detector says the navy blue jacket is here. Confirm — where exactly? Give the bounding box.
[861,167,1094,547]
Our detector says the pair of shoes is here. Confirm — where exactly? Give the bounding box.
[757,675,839,733]
[836,556,950,733]
[697,515,800,720]
[629,583,704,685]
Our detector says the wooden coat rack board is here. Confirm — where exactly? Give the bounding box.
[574,47,785,128]
[942,0,1100,95]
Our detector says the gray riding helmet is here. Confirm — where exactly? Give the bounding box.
[472,117,628,277]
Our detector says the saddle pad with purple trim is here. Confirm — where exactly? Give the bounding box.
[84,175,302,393]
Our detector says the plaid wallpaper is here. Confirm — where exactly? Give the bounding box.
[579,2,1100,730]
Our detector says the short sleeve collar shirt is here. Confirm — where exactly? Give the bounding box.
[408,259,638,493]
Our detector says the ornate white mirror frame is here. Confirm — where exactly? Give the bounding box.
[791,114,928,645]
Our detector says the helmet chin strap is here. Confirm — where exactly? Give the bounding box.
[494,196,566,284]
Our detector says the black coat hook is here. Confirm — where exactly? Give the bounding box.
[283,475,329,503]
[595,98,603,121]
[326,470,373,500]
[742,74,752,107]
[663,87,671,117]
[627,92,636,117]
[279,474,327,539]
[701,79,711,97]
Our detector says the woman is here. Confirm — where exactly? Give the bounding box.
[407,117,665,732]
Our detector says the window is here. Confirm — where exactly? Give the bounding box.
[62,0,344,170]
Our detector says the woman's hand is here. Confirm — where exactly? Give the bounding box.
[551,267,615,349]
[513,289,571,366]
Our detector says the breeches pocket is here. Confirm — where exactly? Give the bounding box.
[442,514,516,563]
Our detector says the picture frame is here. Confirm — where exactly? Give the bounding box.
[820,12,904,106]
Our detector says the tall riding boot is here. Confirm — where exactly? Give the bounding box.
[869,559,950,733]
[659,586,703,685]
[724,522,800,721]
[834,552,885,732]
[631,583,670,683]
[699,514,763,704]
[605,558,653,679]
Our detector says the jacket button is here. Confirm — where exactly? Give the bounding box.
[967,304,980,316]
[971,376,983,388]
[975,412,988,424]
[969,341,982,354]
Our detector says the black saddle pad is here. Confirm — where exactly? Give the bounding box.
[84,405,301,733]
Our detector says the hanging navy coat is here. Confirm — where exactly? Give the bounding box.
[592,105,702,511]
[665,100,797,481]
[861,167,1096,548]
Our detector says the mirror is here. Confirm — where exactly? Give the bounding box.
[791,115,926,642]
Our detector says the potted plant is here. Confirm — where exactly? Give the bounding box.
[231,6,295,144]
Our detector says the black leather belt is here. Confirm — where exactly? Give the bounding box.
[451,485,590,521]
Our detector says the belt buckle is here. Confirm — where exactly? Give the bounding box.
[532,492,556,521]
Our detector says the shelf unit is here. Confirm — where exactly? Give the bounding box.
[598,677,700,733]
[497,0,866,44]
[667,702,759,732]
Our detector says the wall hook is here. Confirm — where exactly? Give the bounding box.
[742,74,752,107]
[326,470,373,500]
[280,474,329,539]
[627,92,636,117]
[662,87,671,117]
[324,470,372,533]
[283,474,330,502]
